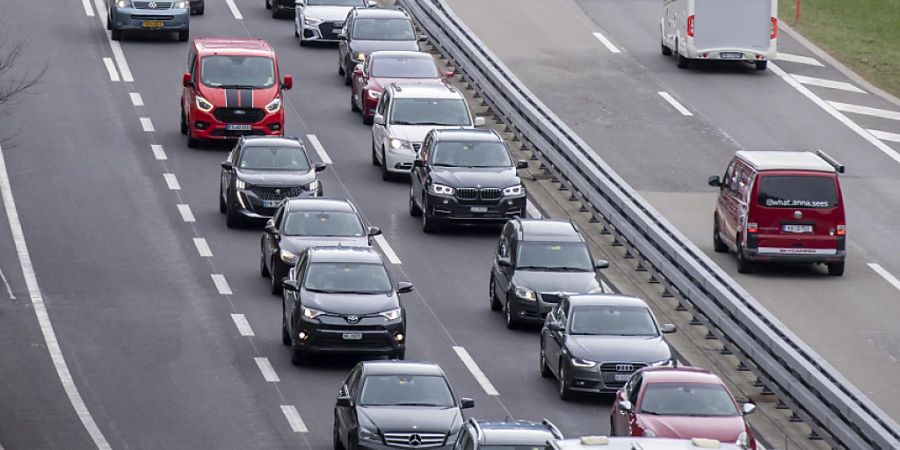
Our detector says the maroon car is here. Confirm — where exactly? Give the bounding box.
[610,367,757,449]
[350,51,451,124]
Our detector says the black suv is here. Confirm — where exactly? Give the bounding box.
[219,136,326,228]
[334,361,474,450]
[453,419,563,449]
[261,198,382,295]
[281,246,412,365]
[490,219,609,328]
[409,129,528,232]
[337,8,420,85]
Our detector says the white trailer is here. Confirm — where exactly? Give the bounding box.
[661,0,778,70]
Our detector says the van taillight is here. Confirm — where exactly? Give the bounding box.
[687,15,695,37]
[771,17,778,39]
[836,224,846,236]
[747,223,759,233]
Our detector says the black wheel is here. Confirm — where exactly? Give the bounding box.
[409,184,422,217]
[225,201,242,228]
[489,275,501,311]
[371,141,380,166]
[755,60,768,71]
[558,362,573,400]
[380,146,391,181]
[187,125,199,148]
[351,93,360,112]
[260,251,270,278]
[282,309,291,345]
[713,216,727,253]
[272,7,279,19]
[265,0,271,9]
[392,349,405,360]
[504,297,518,329]
[178,30,189,42]
[344,71,352,86]
[609,418,616,436]
[828,262,845,277]
[196,6,204,15]
[422,202,439,233]
[333,421,345,450]
[736,239,754,274]
[107,13,112,30]
[180,109,188,135]
[111,28,122,41]
[362,114,373,125]
[540,342,552,378]
[271,259,283,295]
[219,185,227,213]
[290,347,305,366]
[661,41,672,56]
[338,61,345,76]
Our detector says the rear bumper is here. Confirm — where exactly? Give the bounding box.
[744,248,846,264]
[685,45,776,62]
[110,8,190,31]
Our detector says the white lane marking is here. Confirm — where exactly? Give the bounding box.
[211,274,232,295]
[776,52,823,67]
[373,235,401,265]
[230,314,255,336]
[93,0,106,28]
[658,91,693,116]
[129,92,144,106]
[281,405,309,433]
[108,41,134,82]
[828,101,900,121]
[868,263,900,292]
[140,117,155,132]
[0,145,112,449]
[769,63,900,165]
[452,346,499,396]
[0,267,15,300]
[151,144,167,160]
[80,0,95,16]
[868,129,900,144]
[601,279,613,293]
[177,204,195,223]
[790,74,866,93]
[224,0,244,20]
[254,357,280,382]
[163,173,181,190]
[306,134,333,165]
[526,200,542,219]
[193,238,213,257]
[102,58,119,82]
[591,32,621,54]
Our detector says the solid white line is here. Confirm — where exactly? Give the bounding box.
[163,173,181,190]
[306,134,333,165]
[102,58,119,82]
[280,405,309,433]
[224,0,244,20]
[193,238,213,257]
[177,204,195,223]
[151,144,167,160]
[776,52,823,67]
[0,145,112,449]
[230,314,255,336]
[790,74,866,93]
[140,117,155,132]
[0,268,15,300]
[868,129,900,143]
[452,346,499,396]
[254,357,280,382]
[108,41,134,82]
[211,274,232,295]
[80,0,95,16]
[93,0,106,28]
[592,32,621,53]
[769,62,900,165]
[658,91,693,116]
[129,93,144,106]
[526,200,542,219]
[868,263,900,292]
[373,235,401,264]
[828,101,900,121]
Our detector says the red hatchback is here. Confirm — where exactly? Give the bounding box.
[181,38,293,147]
[350,51,451,124]
[611,367,757,449]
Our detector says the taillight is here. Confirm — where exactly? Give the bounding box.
[771,17,778,39]
[747,223,759,233]
[836,224,846,236]
[687,15,695,37]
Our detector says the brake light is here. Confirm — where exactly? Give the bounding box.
[836,224,846,236]
[771,17,778,39]
[687,15,695,37]
[747,223,759,233]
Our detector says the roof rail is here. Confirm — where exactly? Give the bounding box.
[815,149,845,173]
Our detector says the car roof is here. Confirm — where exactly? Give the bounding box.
[736,151,836,173]
[242,136,303,147]
[388,82,463,99]
[516,219,582,242]
[353,8,410,19]
[193,38,274,57]
[361,360,445,376]
[307,246,383,264]
[284,198,356,213]
[566,294,650,308]
[551,437,742,450]
[639,367,724,385]
[476,421,558,444]
[370,50,433,60]
[432,128,501,142]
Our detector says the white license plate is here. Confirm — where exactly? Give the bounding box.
[614,374,631,382]
[263,200,280,208]
[226,124,252,131]
[783,224,813,234]
[342,333,362,340]
[720,52,744,59]
[470,206,488,213]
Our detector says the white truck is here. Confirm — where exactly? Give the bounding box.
[661,0,778,70]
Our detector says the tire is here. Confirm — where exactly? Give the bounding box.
[713,216,727,253]
[504,297,518,329]
[260,251,270,278]
[271,259,283,295]
[187,125,199,148]
[736,239,754,274]
[196,6,204,15]
[755,60,768,71]
[661,41,672,56]
[351,93,360,112]
[489,275,502,311]
[338,61,345,76]
[218,185,227,213]
[282,309,292,345]
[422,202,439,233]
[107,13,112,30]
[178,30,189,42]
[265,0,271,9]
[371,141,380,166]
[392,349,406,360]
[180,109,188,135]
[333,422,346,450]
[225,201,242,228]
[828,262,845,277]
[362,114,373,125]
[558,362,573,401]
[408,184,422,217]
[540,342,552,378]
[111,28,122,41]
[380,146,391,181]
[290,347,305,366]
[344,71,352,86]
[272,7,279,19]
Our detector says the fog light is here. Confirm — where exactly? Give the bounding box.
[507,200,513,205]
[298,332,308,340]
[442,199,449,204]
[394,333,404,342]
[194,121,209,130]
[268,123,281,131]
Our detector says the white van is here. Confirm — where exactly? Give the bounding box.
[661,0,777,70]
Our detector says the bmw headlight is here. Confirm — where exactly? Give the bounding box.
[379,308,402,321]
[642,429,657,438]
[650,358,674,367]
[304,16,323,26]
[358,426,379,443]
[514,285,537,301]
[502,183,524,196]
[389,138,411,150]
[115,0,130,7]
[265,97,282,113]
[235,178,247,190]
[305,179,320,192]
[367,90,382,99]
[280,249,297,264]
[571,357,597,368]
[174,0,189,8]
[428,183,455,196]
[195,95,214,112]
[301,306,324,320]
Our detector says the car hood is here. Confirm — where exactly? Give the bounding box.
[639,415,745,442]
[305,5,354,21]
[302,290,397,315]
[236,169,316,186]
[197,84,278,109]
[566,335,670,363]
[359,406,461,434]
[512,271,599,294]
[280,236,370,255]
[351,40,420,55]
[389,125,471,144]
[430,167,519,189]
[369,77,443,92]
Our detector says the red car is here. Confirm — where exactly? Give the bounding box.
[611,367,757,449]
[181,38,293,147]
[350,51,452,124]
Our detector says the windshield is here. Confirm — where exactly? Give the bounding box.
[283,211,365,237]
[569,305,658,336]
[371,56,440,78]
[390,98,471,126]
[359,375,455,407]
[352,18,416,41]
[757,175,838,208]
[432,141,512,168]
[239,146,310,171]
[304,262,392,294]
[308,0,364,5]
[516,242,593,272]
[640,383,739,417]
[200,56,275,88]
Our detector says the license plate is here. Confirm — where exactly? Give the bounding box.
[470,206,488,213]
[142,21,164,28]
[783,224,813,234]
[720,52,744,59]
[226,124,252,131]
[615,374,631,382]
[263,200,280,208]
[342,333,362,340]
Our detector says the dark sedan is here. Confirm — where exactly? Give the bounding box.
[338,8,421,86]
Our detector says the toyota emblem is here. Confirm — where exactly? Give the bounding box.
[794,210,803,219]
[407,434,422,447]
[148,1,157,8]
[346,315,359,324]
[615,364,634,372]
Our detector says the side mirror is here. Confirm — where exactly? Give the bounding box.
[417,34,428,42]
[413,159,425,168]
[661,323,677,334]
[282,74,293,90]
[443,70,455,78]
[182,72,193,87]
[497,257,511,267]
[367,0,377,7]
[396,282,414,294]
[367,226,382,237]
[264,220,277,234]
[353,64,364,77]
[595,259,609,269]
[221,160,234,171]
[618,400,633,412]
[547,321,563,332]
[314,163,327,172]
[336,395,353,407]
[516,160,528,169]
[459,398,475,409]
[282,278,300,292]
[473,116,486,127]
[373,114,385,125]
[742,403,757,415]
[708,175,721,187]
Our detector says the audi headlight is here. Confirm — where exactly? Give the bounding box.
[304,16,323,25]
[514,285,537,301]
[379,308,402,321]
[367,90,382,99]
[302,306,324,320]
[265,97,282,113]
[650,358,674,367]
[642,429,657,438]
[235,179,247,190]
[502,184,524,196]
[115,0,130,7]
[428,183,455,196]
[305,179,320,192]
[280,249,297,264]
[195,95,214,112]
[571,357,597,368]
[389,138,411,150]
[174,0,189,8]
[355,52,367,62]
[358,426,379,443]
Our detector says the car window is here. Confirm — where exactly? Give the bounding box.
[359,375,455,407]
[639,383,739,417]
[516,242,592,272]
[239,146,311,171]
[432,141,512,168]
[729,166,742,193]
[377,91,390,116]
[200,55,275,88]
[628,374,642,404]
[303,262,392,294]
[390,98,471,126]
[757,175,838,208]
[569,305,658,337]
[738,168,752,201]
[283,211,365,237]
[352,18,415,41]
[346,367,363,395]
[371,56,440,78]
[293,251,309,279]
[722,161,735,189]
[272,206,285,227]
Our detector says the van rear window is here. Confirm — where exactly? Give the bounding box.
[757,176,837,208]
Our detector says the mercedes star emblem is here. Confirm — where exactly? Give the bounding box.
[407,434,422,447]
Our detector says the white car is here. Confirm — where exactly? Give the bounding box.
[371,82,485,180]
[294,0,374,46]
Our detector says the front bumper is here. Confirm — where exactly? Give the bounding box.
[357,441,452,450]
[563,361,644,394]
[110,7,190,31]
[189,106,284,141]
[232,186,321,219]
[293,316,405,356]
[302,20,345,42]
[384,144,418,174]
[425,192,525,223]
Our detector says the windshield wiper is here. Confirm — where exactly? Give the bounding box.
[390,402,444,407]
[515,265,554,271]
[543,266,591,272]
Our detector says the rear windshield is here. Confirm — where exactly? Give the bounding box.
[352,18,416,41]
[757,175,838,209]
[371,56,439,78]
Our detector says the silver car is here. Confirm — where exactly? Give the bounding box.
[107,0,190,41]
[294,0,375,46]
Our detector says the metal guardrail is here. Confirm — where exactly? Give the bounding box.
[399,0,900,448]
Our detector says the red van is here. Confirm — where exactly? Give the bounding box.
[708,151,846,276]
[181,38,293,147]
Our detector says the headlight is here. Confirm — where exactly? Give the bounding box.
[389,138,411,150]
[355,52,367,62]
[304,16,323,25]
[280,249,297,264]
[265,97,282,113]
[194,96,214,112]
[367,90,382,99]
[115,0,129,7]
[301,306,324,320]
[234,179,246,190]
[305,179,320,192]
[358,427,379,442]
[514,285,537,301]
[502,184,524,196]
[642,429,657,438]
[379,308,402,321]
[650,359,674,367]
[174,0,189,8]
[428,183,455,195]
[571,357,597,368]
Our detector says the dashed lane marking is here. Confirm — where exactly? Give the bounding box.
[163,173,181,190]
[140,117,154,132]
[828,101,900,121]
[211,274,232,295]
[230,314,254,336]
[254,357,280,382]
[80,0,94,16]
[776,52,823,67]
[452,346,499,396]
[868,129,900,144]
[130,93,144,106]
[658,91,693,116]
[592,32,621,53]
[790,74,866,93]
[868,263,900,292]
[373,235,401,265]
[224,0,244,20]
[108,41,134,82]
[102,58,119,82]
[280,405,308,433]
[177,204,195,223]
[151,144,167,161]
[306,134,333,165]
[0,267,15,300]
[193,238,213,257]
